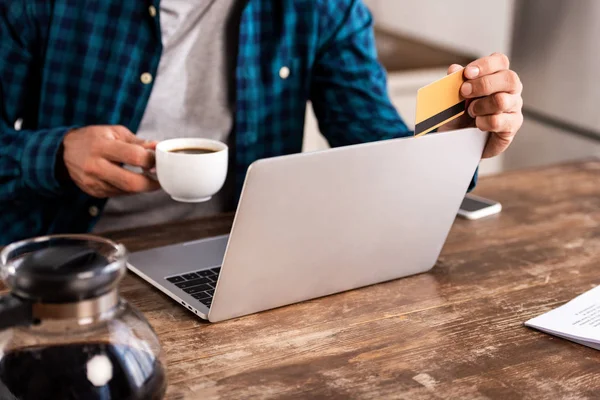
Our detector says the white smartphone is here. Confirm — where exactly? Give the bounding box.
[457,194,502,220]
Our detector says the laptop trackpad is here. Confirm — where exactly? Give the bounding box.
[128,235,229,277]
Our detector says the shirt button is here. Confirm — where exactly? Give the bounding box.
[140,72,153,85]
[279,66,290,80]
[88,206,99,217]
[149,5,157,17]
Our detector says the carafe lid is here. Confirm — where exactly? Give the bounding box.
[1,235,127,303]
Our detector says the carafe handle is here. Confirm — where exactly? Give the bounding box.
[0,295,33,330]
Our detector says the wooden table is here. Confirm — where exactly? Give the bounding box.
[3,161,598,399]
[102,159,600,399]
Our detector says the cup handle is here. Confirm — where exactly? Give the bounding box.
[143,168,158,182]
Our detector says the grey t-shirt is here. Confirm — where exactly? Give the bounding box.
[94,0,244,233]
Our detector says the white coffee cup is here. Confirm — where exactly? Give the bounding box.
[155,138,228,203]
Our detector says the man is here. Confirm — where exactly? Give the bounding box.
[0,0,523,245]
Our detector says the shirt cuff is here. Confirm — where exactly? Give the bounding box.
[468,166,479,192]
[20,126,73,196]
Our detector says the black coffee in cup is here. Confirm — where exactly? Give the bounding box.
[169,147,216,155]
[156,138,228,202]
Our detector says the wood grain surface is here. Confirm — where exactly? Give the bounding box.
[4,160,600,399]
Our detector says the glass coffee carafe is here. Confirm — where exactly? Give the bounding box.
[0,235,166,400]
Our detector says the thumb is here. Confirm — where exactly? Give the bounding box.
[142,140,159,150]
[447,64,463,75]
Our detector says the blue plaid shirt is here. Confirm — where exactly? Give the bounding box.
[0,0,474,245]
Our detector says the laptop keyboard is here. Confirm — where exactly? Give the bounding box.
[165,267,221,308]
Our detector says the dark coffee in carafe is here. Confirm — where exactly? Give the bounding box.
[0,237,166,400]
[0,343,166,400]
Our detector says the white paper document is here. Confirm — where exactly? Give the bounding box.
[525,285,600,350]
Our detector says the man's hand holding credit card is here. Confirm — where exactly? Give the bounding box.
[413,53,524,159]
[415,69,466,136]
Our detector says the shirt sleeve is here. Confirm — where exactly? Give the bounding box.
[309,0,478,192]
[0,2,72,202]
[309,0,411,147]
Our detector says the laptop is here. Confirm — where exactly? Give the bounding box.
[128,128,488,322]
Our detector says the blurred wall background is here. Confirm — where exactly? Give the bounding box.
[365,0,515,56]
[507,0,600,171]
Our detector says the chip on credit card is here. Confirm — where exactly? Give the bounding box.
[414,69,466,136]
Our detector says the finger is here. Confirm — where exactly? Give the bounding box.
[448,64,463,75]
[482,132,515,159]
[111,125,147,146]
[103,184,128,198]
[79,177,128,199]
[464,52,510,79]
[101,140,156,169]
[95,182,128,198]
[461,70,522,99]
[468,93,523,117]
[142,141,158,150]
[97,159,162,193]
[437,112,475,132]
[476,113,523,133]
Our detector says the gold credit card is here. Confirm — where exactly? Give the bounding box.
[414,69,466,136]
